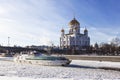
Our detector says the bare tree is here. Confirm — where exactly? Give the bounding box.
[94,42,99,49]
[111,37,120,47]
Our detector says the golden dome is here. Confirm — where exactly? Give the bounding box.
[61,28,64,32]
[69,18,80,25]
[84,28,88,32]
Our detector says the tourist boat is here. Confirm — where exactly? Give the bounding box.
[14,51,71,66]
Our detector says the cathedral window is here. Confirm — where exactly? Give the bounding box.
[63,41,65,44]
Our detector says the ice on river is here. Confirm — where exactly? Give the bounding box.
[0,59,120,80]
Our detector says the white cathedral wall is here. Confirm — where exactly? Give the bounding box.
[60,35,90,47]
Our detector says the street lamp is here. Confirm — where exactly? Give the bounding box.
[8,37,10,46]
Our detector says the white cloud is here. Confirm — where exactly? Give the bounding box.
[88,27,120,45]
[0,0,67,46]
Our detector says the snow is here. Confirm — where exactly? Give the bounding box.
[0,76,73,80]
[0,57,120,80]
[71,60,120,69]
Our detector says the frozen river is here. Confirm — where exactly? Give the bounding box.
[0,60,120,80]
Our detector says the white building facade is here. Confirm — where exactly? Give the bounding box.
[60,18,90,50]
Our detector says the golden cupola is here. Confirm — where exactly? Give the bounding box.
[84,28,88,32]
[61,28,64,32]
[69,18,80,26]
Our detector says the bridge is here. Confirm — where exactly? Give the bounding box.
[0,46,47,53]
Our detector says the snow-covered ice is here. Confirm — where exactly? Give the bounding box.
[71,60,120,69]
[0,59,120,80]
[0,76,73,80]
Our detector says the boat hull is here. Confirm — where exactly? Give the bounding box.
[14,56,71,66]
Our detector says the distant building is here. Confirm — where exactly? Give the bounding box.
[60,17,90,50]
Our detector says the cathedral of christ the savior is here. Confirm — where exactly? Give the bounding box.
[60,17,90,50]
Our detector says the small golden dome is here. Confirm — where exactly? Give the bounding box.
[84,28,88,32]
[61,28,64,32]
[69,18,80,26]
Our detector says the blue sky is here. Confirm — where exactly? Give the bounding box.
[0,0,120,46]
